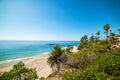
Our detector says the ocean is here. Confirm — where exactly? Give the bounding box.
[0,40,79,61]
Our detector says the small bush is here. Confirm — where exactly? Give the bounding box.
[0,61,38,80]
[39,77,45,80]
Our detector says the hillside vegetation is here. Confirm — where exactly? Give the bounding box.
[0,24,120,80]
[47,24,120,80]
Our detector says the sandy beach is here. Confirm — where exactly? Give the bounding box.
[0,53,52,78]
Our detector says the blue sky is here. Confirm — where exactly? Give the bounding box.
[0,0,120,41]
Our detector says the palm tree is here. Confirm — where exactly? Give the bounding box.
[80,35,88,49]
[96,31,100,41]
[89,35,95,42]
[104,24,110,38]
[80,36,84,44]
[80,35,88,44]
[84,35,88,42]
[47,45,64,72]
[118,29,120,35]
[109,30,116,45]
[110,30,116,37]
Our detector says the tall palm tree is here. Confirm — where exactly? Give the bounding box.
[80,35,88,49]
[47,45,64,72]
[80,36,84,44]
[104,24,110,38]
[110,30,116,37]
[96,31,100,41]
[118,29,120,35]
[109,30,116,45]
[89,35,95,42]
[84,35,88,42]
[80,35,88,44]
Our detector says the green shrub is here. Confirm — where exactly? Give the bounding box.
[39,77,45,80]
[0,61,38,80]
[63,49,120,80]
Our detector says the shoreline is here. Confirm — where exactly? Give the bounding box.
[0,52,50,67]
[0,52,52,78]
[0,46,70,64]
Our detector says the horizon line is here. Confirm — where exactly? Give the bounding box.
[0,39,79,42]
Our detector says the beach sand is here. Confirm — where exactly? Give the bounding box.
[0,53,52,78]
[72,46,78,52]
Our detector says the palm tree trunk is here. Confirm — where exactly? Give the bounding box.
[56,57,61,72]
[57,62,60,72]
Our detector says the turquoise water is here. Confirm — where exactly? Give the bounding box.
[0,40,79,61]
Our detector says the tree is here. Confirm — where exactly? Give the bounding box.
[110,30,116,37]
[96,31,100,41]
[89,35,95,42]
[79,35,88,49]
[118,29,120,35]
[104,24,110,38]
[80,35,88,44]
[109,30,116,45]
[47,45,64,72]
